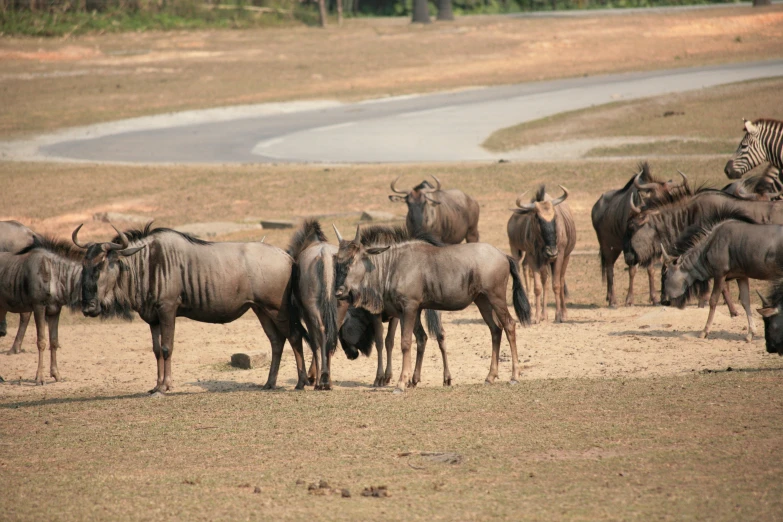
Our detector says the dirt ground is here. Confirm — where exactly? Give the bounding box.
[1,6,782,138]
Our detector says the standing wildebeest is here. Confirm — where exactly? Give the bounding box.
[757,283,783,355]
[335,224,449,388]
[73,223,309,394]
[724,119,783,179]
[508,185,575,323]
[333,225,530,393]
[388,175,480,244]
[0,220,36,352]
[660,216,783,342]
[0,236,82,384]
[287,219,342,390]
[591,163,688,307]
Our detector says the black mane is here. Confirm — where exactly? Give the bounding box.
[287,219,328,259]
[16,235,83,260]
[112,222,211,246]
[671,207,757,256]
[359,224,443,247]
[535,184,546,202]
[412,180,435,191]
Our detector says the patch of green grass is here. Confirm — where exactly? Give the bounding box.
[585,138,736,157]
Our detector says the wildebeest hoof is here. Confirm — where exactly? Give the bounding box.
[698,331,708,339]
[443,378,452,386]
[392,387,405,395]
[261,383,276,390]
[372,379,384,388]
[730,310,740,318]
[509,379,519,385]
[149,391,166,399]
[745,334,754,343]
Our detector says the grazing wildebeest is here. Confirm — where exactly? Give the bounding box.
[0,220,36,352]
[591,162,688,307]
[333,225,530,392]
[508,185,575,323]
[73,223,309,394]
[335,224,449,388]
[722,164,782,201]
[757,284,783,355]
[0,236,82,384]
[287,219,343,390]
[724,119,783,179]
[388,175,480,244]
[660,216,783,342]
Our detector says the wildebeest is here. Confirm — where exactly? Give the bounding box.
[721,164,782,201]
[388,175,480,244]
[73,223,309,394]
[724,119,783,179]
[335,224,449,388]
[591,163,688,307]
[508,185,575,323]
[0,220,36,352]
[287,219,343,390]
[660,216,783,342]
[333,225,530,392]
[0,236,82,384]
[757,284,783,355]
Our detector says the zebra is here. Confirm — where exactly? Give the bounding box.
[725,119,783,179]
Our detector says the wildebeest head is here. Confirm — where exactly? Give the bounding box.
[758,290,783,355]
[623,193,660,267]
[634,166,688,205]
[72,224,145,317]
[725,119,764,179]
[332,225,389,308]
[659,246,692,304]
[511,185,569,260]
[388,176,442,233]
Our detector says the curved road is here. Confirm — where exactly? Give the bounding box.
[31,59,783,164]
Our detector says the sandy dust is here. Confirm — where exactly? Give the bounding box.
[2,300,780,400]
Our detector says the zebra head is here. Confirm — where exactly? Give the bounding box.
[725,119,771,179]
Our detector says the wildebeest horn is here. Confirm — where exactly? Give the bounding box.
[675,170,688,187]
[333,224,343,243]
[107,223,129,251]
[634,172,658,191]
[514,191,529,208]
[552,185,569,207]
[260,236,266,243]
[734,185,756,200]
[423,193,440,204]
[71,224,91,249]
[431,175,442,191]
[353,224,361,244]
[758,290,771,308]
[629,193,642,215]
[661,244,672,265]
[390,176,407,194]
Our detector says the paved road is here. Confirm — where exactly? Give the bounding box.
[37,59,783,164]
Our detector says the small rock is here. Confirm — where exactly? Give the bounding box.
[341,489,351,498]
[361,486,389,498]
[253,486,262,494]
[238,483,251,488]
[230,351,269,370]
[296,479,305,485]
[318,479,330,489]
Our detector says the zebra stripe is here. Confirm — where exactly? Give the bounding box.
[726,119,783,178]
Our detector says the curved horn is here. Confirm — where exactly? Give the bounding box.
[629,193,642,215]
[107,224,129,251]
[552,185,569,207]
[71,224,90,249]
[390,176,407,195]
[430,175,442,191]
[634,172,658,191]
[353,224,361,244]
[333,224,343,243]
[734,185,756,201]
[514,194,536,212]
[423,193,441,204]
[670,170,688,188]
[661,244,672,265]
[758,290,771,308]
[514,191,530,208]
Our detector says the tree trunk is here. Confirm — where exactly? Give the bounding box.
[352,0,358,14]
[436,0,453,20]
[317,0,327,27]
[411,0,430,23]
[336,0,342,25]
[29,0,35,12]
[753,0,771,6]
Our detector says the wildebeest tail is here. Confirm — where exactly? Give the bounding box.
[289,263,311,348]
[508,256,531,326]
[424,309,443,339]
[600,253,608,283]
[338,307,374,359]
[315,256,338,356]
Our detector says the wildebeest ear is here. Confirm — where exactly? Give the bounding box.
[757,307,779,318]
[118,245,147,257]
[388,195,406,203]
[366,246,390,255]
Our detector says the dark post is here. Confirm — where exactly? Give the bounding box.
[437,0,453,20]
[412,0,431,23]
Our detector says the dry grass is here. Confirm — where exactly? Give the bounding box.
[483,76,783,153]
[1,6,782,139]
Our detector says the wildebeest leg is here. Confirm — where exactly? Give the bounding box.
[700,276,725,339]
[647,264,660,305]
[372,314,386,388]
[148,323,164,394]
[384,318,398,385]
[286,331,310,391]
[604,252,619,308]
[411,313,428,388]
[551,258,565,323]
[158,311,177,393]
[33,306,47,385]
[737,278,756,342]
[489,289,520,384]
[625,264,637,307]
[393,309,417,394]
[540,266,550,322]
[258,313,285,390]
[433,320,451,386]
[698,282,709,309]
[0,309,6,338]
[532,269,543,324]
[45,308,62,382]
[559,255,570,322]
[474,295,503,384]
[10,312,31,354]
[723,284,740,317]
[307,355,318,387]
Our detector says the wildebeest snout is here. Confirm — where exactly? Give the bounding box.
[544,246,558,258]
[82,300,101,317]
[624,250,638,266]
[335,286,348,301]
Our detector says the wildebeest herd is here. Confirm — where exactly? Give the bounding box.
[2,118,783,394]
